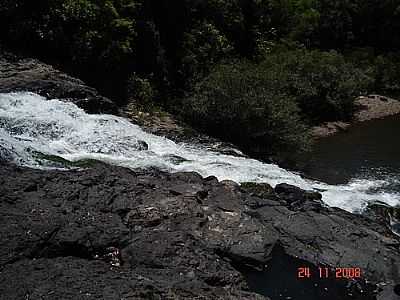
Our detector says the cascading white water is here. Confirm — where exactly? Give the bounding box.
[1,92,399,212]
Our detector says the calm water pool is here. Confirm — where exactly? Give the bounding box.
[300,115,400,195]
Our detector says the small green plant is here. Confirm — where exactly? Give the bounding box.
[374,53,400,97]
[126,74,155,111]
[240,182,274,198]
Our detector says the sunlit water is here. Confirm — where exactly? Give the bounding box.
[1,92,399,212]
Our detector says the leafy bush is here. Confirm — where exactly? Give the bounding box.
[182,61,311,158]
[283,0,400,51]
[126,74,155,110]
[0,0,164,103]
[182,48,373,158]
[258,49,373,123]
[4,0,139,63]
[179,21,234,88]
[374,53,400,97]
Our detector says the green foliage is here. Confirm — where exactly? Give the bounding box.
[182,48,373,157]
[4,0,399,105]
[344,49,400,97]
[2,0,400,161]
[259,49,373,123]
[0,0,159,103]
[180,21,234,87]
[206,0,245,32]
[126,74,155,110]
[288,0,320,47]
[240,182,274,198]
[182,60,311,157]
[374,53,400,96]
[283,0,400,51]
[49,0,139,67]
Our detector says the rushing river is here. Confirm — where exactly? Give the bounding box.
[1,92,399,212]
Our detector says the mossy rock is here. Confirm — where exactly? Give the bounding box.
[33,152,101,168]
[163,154,189,165]
[366,201,398,218]
[240,182,274,198]
[365,201,400,235]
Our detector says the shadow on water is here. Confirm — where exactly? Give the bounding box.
[300,115,400,194]
[236,245,376,300]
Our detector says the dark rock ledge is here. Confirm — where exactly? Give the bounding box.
[0,51,117,115]
[0,162,399,300]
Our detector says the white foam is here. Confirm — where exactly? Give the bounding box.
[1,92,399,212]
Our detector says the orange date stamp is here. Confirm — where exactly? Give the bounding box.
[297,267,362,279]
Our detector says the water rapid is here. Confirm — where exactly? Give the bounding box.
[1,92,399,212]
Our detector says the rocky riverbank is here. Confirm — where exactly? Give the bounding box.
[312,95,400,138]
[121,103,246,158]
[1,51,400,299]
[1,162,400,300]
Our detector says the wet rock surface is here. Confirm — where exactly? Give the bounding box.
[364,201,400,236]
[121,104,248,158]
[0,51,117,114]
[0,145,13,163]
[1,162,400,299]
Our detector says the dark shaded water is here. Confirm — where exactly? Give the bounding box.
[240,116,400,300]
[238,246,375,300]
[301,115,400,194]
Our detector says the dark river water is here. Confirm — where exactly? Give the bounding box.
[300,115,400,194]
[241,115,400,300]
[238,246,375,300]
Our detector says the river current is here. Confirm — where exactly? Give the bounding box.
[1,92,399,212]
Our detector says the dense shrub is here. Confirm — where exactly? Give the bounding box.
[2,0,400,107]
[0,0,165,103]
[374,53,400,97]
[179,21,234,89]
[126,74,155,110]
[182,61,311,158]
[258,49,373,123]
[286,0,400,51]
[343,49,400,97]
[4,0,139,66]
[182,49,373,157]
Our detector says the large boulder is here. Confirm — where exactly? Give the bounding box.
[0,51,117,114]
